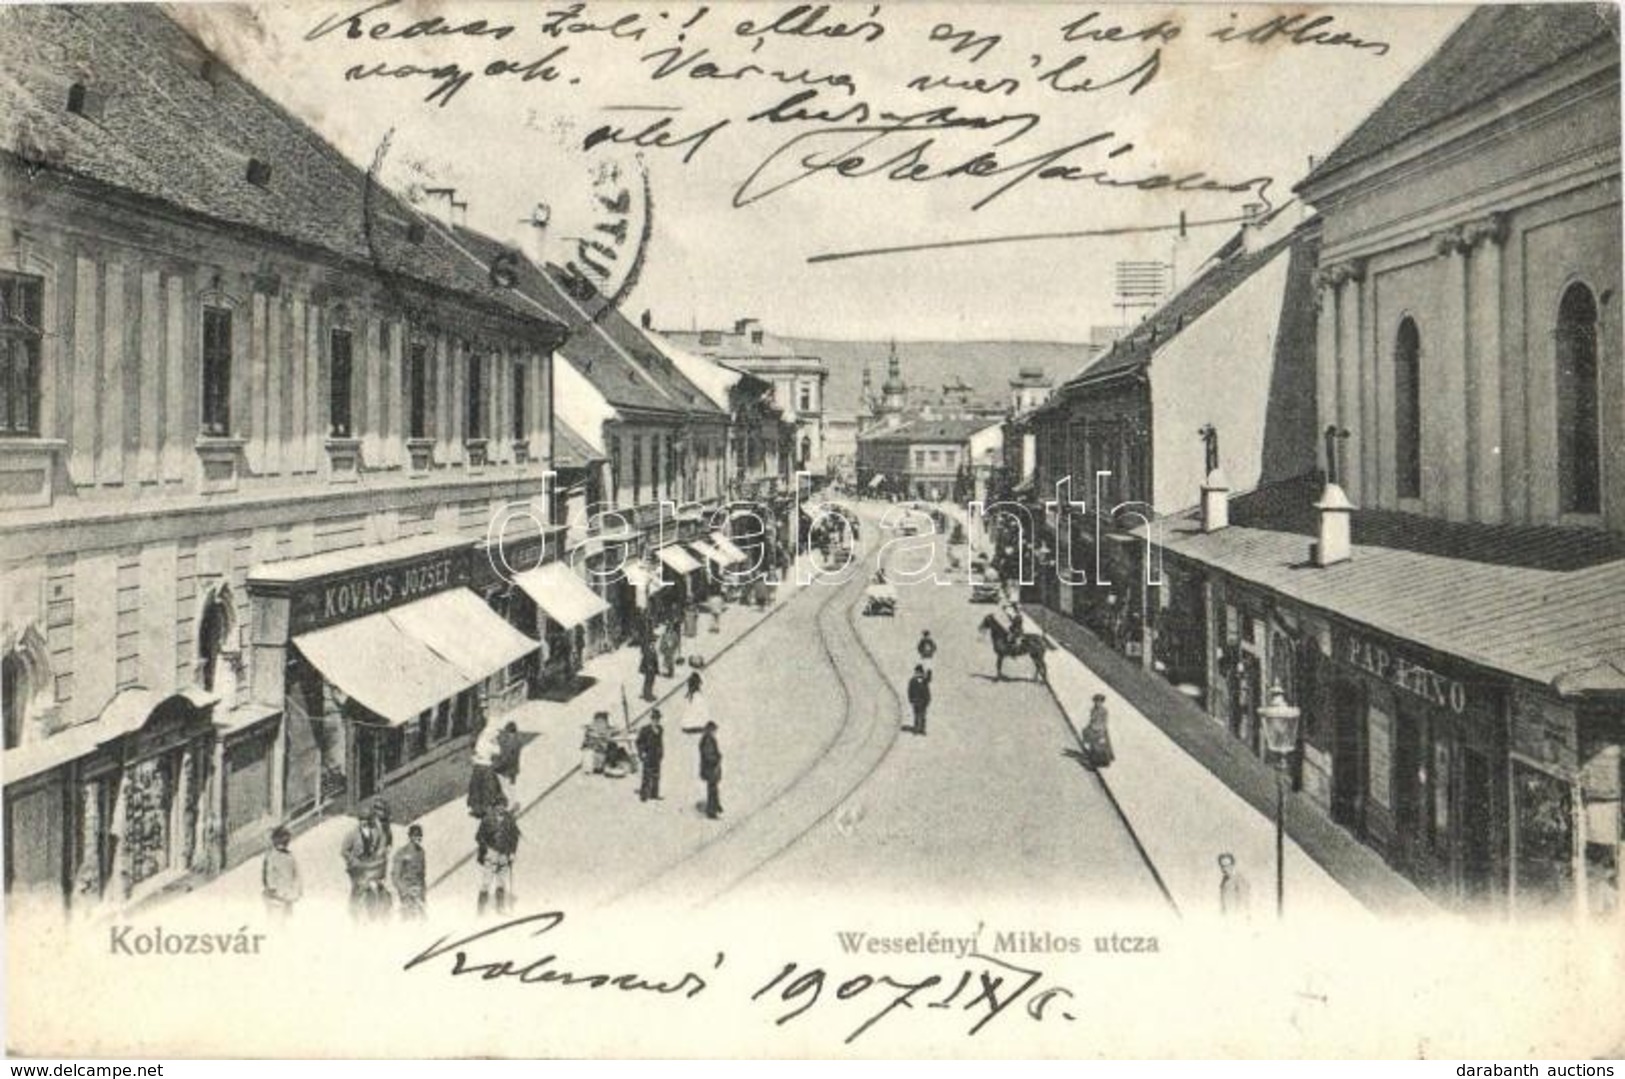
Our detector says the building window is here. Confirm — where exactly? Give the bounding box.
[667,436,679,499]
[914,449,926,470]
[2,649,27,750]
[512,362,527,442]
[608,435,622,504]
[329,328,353,437]
[408,342,429,439]
[799,385,812,412]
[632,434,644,504]
[0,273,43,437]
[1557,284,1601,515]
[799,435,811,469]
[466,354,485,439]
[650,434,662,499]
[202,306,233,437]
[1394,317,1422,500]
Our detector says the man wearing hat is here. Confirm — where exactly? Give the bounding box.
[637,709,665,802]
[699,721,723,820]
[340,801,392,921]
[906,664,933,735]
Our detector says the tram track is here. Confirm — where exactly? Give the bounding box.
[610,541,905,909]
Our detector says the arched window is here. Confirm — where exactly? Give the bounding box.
[1394,318,1422,500]
[799,435,812,469]
[1556,284,1601,515]
[2,625,51,750]
[197,583,239,694]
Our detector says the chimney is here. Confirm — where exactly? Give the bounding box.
[516,203,550,268]
[1198,424,1227,532]
[735,317,760,338]
[1201,467,1231,533]
[641,309,652,329]
[423,187,468,231]
[1239,202,1267,254]
[1311,482,1355,567]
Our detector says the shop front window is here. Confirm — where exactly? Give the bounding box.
[1513,760,1574,912]
[123,754,178,891]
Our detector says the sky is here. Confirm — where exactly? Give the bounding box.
[174,1,1470,342]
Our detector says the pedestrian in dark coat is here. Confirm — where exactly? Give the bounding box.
[906,664,933,735]
[637,709,665,802]
[1081,693,1115,769]
[495,721,522,797]
[917,630,937,668]
[475,803,521,916]
[638,642,659,701]
[699,721,723,819]
[658,620,680,677]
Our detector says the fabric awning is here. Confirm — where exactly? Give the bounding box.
[687,540,728,568]
[710,532,749,563]
[513,562,611,628]
[656,545,702,576]
[294,589,535,725]
[389,589,536,682]
[4,687,218,785]
[623,563,673,593]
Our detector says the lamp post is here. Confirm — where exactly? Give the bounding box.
[1258,683,1301,919]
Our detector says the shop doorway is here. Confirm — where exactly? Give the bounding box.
[1461,748,1496,903]
[1331,684,1366,836]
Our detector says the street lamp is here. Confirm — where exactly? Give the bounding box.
[1257,683,1301,919]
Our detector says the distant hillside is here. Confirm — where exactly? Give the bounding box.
[784,338,1096,414]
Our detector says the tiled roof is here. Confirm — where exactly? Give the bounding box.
[552,420,604,469]
[859,417,999,444]
[0,5,562,336]
[1064,220,1299,390]
[1146,476,1625,691]
[450,229,724,418]
[1300,5,1618,189]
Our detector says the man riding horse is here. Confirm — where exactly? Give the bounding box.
[978,611,1049,682]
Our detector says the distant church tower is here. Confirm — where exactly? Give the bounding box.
[878,340,907,427]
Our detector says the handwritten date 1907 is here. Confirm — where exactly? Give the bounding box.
[402,913,1078,1046]
[753,953,1077,1044]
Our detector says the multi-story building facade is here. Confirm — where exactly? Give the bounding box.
[1149,6,1623,919]
[1008,367,1055,415]
[856,418,999,502]
[1022,212,1321,665]
[668,320,829,476]
[1,5,569,914]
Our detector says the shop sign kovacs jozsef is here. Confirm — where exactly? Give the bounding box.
[288,553,472,635]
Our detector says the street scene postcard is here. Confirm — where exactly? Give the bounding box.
[2,0,1623,1061]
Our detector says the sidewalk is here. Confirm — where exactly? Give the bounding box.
[164,554,823,917]
[1030,605,1437,922]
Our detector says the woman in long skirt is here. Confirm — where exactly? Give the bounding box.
[1082,693,1115,769]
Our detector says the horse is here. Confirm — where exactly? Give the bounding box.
[978,613,1050,682]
